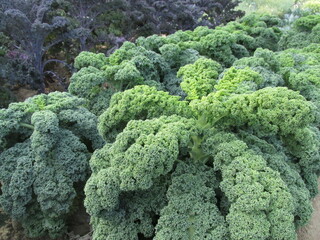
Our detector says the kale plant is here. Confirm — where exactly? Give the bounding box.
[82,12,320,240]
[0,0,75,91]
[85,84,318,239]
[0,92,104,238]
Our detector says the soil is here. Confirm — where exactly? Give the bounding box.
[10,77,67,103]
[11,87,38,102]
[297,178,320,240]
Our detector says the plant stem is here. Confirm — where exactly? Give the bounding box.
[20,123,34,130]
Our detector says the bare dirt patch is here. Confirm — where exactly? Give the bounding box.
[11,87,37,102]
[297,178,320,240]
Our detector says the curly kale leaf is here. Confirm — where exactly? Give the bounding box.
[98,85,194,142]
[155,162,228,239]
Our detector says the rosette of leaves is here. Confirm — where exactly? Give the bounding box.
[0,92,104,238]
[84,55,318,239]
